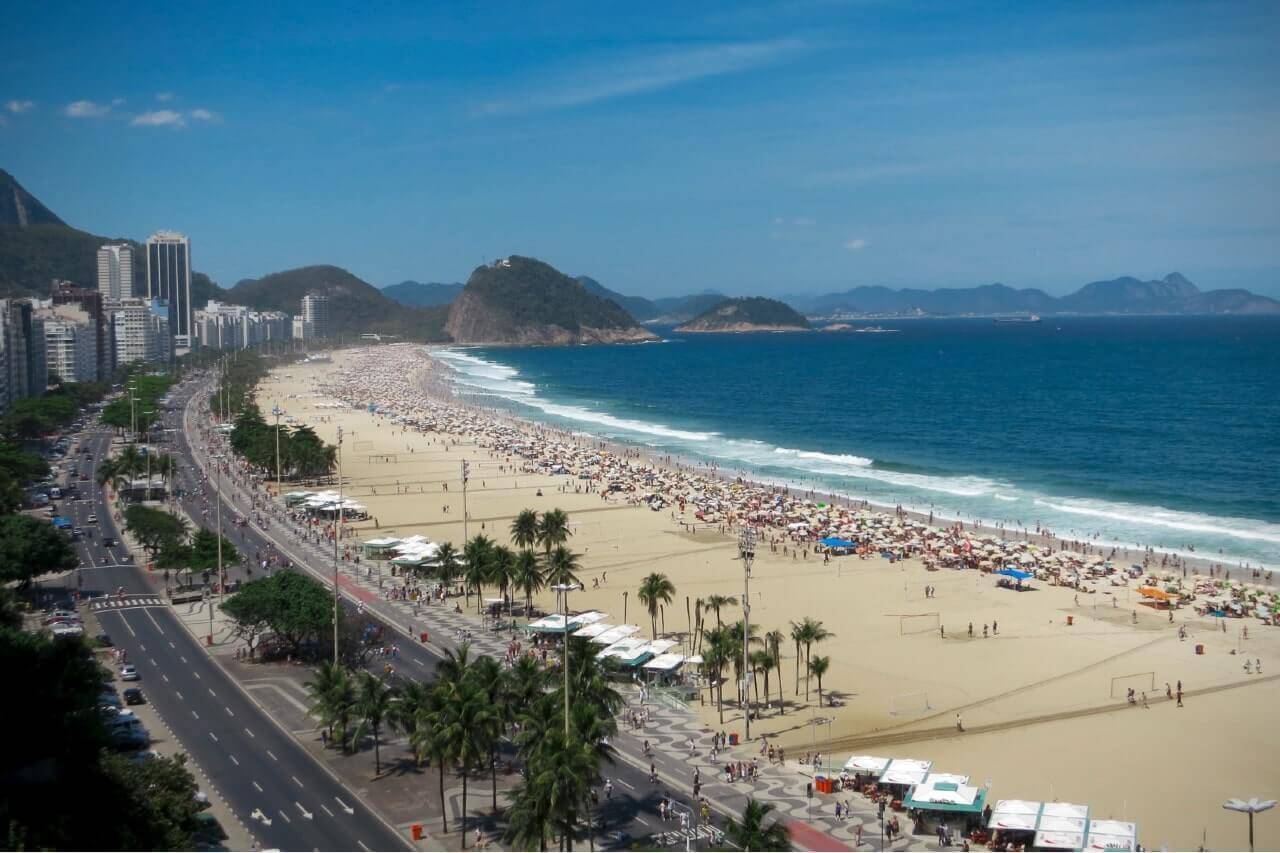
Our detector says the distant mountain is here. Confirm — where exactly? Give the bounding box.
[382,280,465,307]
[0,169,226,306]
[574,277,727,323]
[575,276,656,321]
[227,266,448,340]
[446,256,656,345]
[799,273,1280,317]
[677,297,810,333]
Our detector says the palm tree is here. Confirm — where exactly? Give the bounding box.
[798,617,834,701]
[488,545,516,619]
[703,593,739,631]
[433,541,461,595]
[462,534,493,611]
[352,670,396,775]
[637,573,676,639]
[512,549,544,619]
[536,508,572,559]
[542,545,581,589]
[471,655,508,812]
[764,629,786,714]
[809,655,831,708]
[511,508,539,550]
[789,621,806,696]
[723,798,791,851]
[437,678,498,849]
[751,648,776,714]
[394,680,434,767]
[701,626,733,724]
[305,661,355,750]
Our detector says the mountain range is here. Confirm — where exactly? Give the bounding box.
[786,273,1279,317]
[380,280,464,307]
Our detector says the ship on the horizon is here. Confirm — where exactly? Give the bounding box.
[993,314,1042,324]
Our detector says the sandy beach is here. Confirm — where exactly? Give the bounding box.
[255,345,1280,851]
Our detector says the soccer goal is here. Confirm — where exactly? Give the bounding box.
[1109,671,1156,699]
[899,612,941,635]
[889,692,931,716]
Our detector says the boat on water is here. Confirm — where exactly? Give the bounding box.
[853,326,900,333]
[993,314,1042,324]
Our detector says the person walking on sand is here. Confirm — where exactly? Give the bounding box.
[956,713,964,732]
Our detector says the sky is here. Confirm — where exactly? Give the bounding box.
[1,0,1278,298]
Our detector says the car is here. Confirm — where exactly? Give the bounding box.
[123,687,145,705]
[119,665,139,681]
[96,633,113,647]
[50,624,84,638]
[42,610,79,625]
[102,536,117,547]
[79,473,89,481]
[86,514,98,524]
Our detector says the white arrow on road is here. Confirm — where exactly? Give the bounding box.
[296,802,313,820]
[335,797,355,815]
[250,808,273,827]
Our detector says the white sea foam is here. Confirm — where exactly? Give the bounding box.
[1033,498,1280,545]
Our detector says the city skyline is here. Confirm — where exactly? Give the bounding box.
[1,1,1277,298]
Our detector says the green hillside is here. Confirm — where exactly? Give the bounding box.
[678,296,810,331]
[227,265,449,340]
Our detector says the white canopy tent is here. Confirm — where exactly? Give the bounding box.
[879,758,932,786]
[843,755,891,775]
[643,653,686,672]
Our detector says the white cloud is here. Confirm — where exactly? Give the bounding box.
[131,109,186,127]
[477,37,809,116]
[6,100,34,114]
[155,92,174,102]
[843,238,868,251]
[188,108,218,122]
[65,99,111,118]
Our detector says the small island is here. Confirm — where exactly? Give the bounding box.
[445,256,657,345]
[675,297,811,333]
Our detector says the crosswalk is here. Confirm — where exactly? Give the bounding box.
[91,595,164,611]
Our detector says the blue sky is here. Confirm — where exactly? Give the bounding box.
[2,0,1277,297]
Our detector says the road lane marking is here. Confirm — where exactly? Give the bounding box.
[162,673,170,683]
[253,781,263,792]
[292,775,303,787]
[139,643,147,652]
[192,710,200,720]
[209,732,217,742]
[225,706,234,717]
[230,755,239,766]
[245,727,256,739]
[192,669,199,678]
[267,749,277,761]
[175,691,183,700]
[335,797,355,815]
[618,778,635,790]
[208,687,216,698]
[169,641,175,649]
[357,841,370,851]
[180,656,188,664]
[150,658,158,666]
[144,608,167,635]
[636,816,652,826]
[121,614,137,637]
[319,803,334,817]
[278,810,291,824]
[296,802,313,820]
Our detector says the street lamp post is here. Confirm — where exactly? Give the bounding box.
[208,453,225,645]
[333,425,344,664]
[273,407,282,498]
[1225,797,1277,852]
[739,527,756,740]
[552,582,575,738]
[142,410,155,501]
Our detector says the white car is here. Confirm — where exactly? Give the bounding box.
[86,514,98,524]
[119,665,139,681]
[51,623,85,638]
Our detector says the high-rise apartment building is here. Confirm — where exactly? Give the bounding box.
[44,316,98,385]
[145,231,192,349]
[111,298,171,368]
[301,292,330,340]
[97,244,134,301]
[0,299,48,411]
[52,281,109,381]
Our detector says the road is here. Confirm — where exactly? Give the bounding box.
[60,423,409,852]
[164,372,745,849]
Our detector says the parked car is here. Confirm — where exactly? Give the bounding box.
[86,514,98,524]
[103,536,117,547]
[119,665,139,681]
[95,633,113,647]
[51,624,84,638]
[123,687,145,705]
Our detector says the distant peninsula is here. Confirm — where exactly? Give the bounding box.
[445,256,657,345]
[676,297,811,333]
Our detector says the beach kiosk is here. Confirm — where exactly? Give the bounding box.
[903,773,988,836]
[1083,819,1138,851]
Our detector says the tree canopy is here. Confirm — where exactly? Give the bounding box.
[223,570,333,656]
[0,514,77,587]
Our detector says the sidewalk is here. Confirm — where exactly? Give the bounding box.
[182,381,934,852]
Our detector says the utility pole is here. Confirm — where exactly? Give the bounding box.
[274,407,282,497]
[333,425,343,664]
[740,526,756,741]
[552,583,575,738]
[461,460,469,542]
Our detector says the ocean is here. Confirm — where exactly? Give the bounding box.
[431,316,1280,569]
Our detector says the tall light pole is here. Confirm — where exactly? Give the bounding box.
[129,382,138,437]
[552,582,575,738]
[739,527,756,740]
[333,425,344,664]
[209,453,225,644]
[273,407,282,497]
[461,460,470,542]
[1225,797,1276,852]
[142,410,154,501]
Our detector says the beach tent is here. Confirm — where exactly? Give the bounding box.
[819,536,855,549]
[996,568,1034,580]
[591,624,641,645]
[1034,830,1086,850]
[643,653,686,672]
[879,758,932,786]
[843,755,892,775]
[572,621,614,640]
[1084,820,1137,851]
[903,773,987,814]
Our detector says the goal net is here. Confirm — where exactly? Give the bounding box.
[1109,671,1156,699]
[889,692,931,715]
[899,613,940,635]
